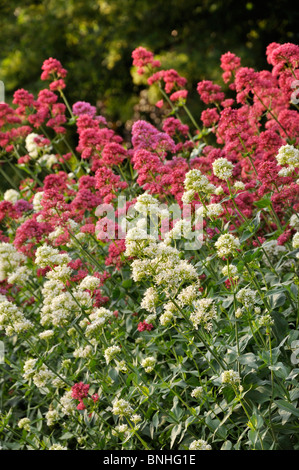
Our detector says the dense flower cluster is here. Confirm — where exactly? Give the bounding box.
[0,42,299,451]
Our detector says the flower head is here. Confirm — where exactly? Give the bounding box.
[215,234,240,258]
[212,157,234,180]
[141,356,156,373]
[189,439,212,450]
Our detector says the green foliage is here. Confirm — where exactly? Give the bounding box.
[0,0,298,124]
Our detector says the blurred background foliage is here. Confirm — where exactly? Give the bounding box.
[0,0,298,132]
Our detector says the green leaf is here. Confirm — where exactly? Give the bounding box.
[60,432,74,440]
[253,195,272,209]
[170,423,182,448]
[248,429,259,447]
[221,440,232,450]
[275,400,299,418]
[277,408,292,425]
[268,292,286,309]
[112,287,120,299]
[152,411,159,430]
[108,368,119,383]
[239,353,259,369]
[122,279,132,289]
[269,362,290,379]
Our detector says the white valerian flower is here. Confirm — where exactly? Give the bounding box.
[38,153,58,169]
[18,418,31,432]
[78,275,101,292]
[196,203,223,220]
[215,233,240,257]
[262,239,287,266]
[72,288,93,310]
[67,231,87,247]
[206,202,223,219]
[184,169,216,195]
[32,191,44,212]
[73,345,93,359]
[212,157,234,180]
[104,345,121,364]
[85,307,114,336]
[48,226,65,242]
[278,166,294,177]
[290,214,299,231]
[233,181,245,191]
[23,358,37,381]
[191,386,204,400]
[46,265,72,282]
[177,284,200,307]
[0,242,27,282]
[144,313,156,324]
[181,189,195,204]
[130,260,150,283]
[45,408,60,426]
[41,289,80,327]
[163,301,179,320]
[141,356,156,373]
[189,439,212,450]
[140,287,160,313]
[190,298,217,331]
[39,330,55,341]
[32,364,54,388]
[293,232,299,249]
[221,264,239,280]
[221,369,240,385]
[48,220,80,246]
[164,219,193,243]
[257,314,274,328]
[60,390,77,416]
[78,319,89,330]
[155,259,198,292]
[112,424,130,436]
[3,189,20,203]
[112,398,133,417]
[0,297,33,336]
[49,444,67,450]
[130,414,142,425]
[236,288,258,310]
[7,266,29,285]
[276,144,299,168]
[159,310,174,326]
[214,185,224,195]
[134,192,160,215]
[35,244,71,268]
[61,359,71,369]
[25,133,41,158]
[235,307,244,318]
[125,226,156,258]
[117,360,128,373]
[52,376,67,389]
[126,210,202,306]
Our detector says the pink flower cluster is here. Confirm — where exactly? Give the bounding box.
[0,41,299,334]
[71,382,90,410]
[132,46,161,75]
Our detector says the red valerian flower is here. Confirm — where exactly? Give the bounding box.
[132,46,161,75]
[137,321,154,332]
[41,58,68,81]
[71,382,90,400]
